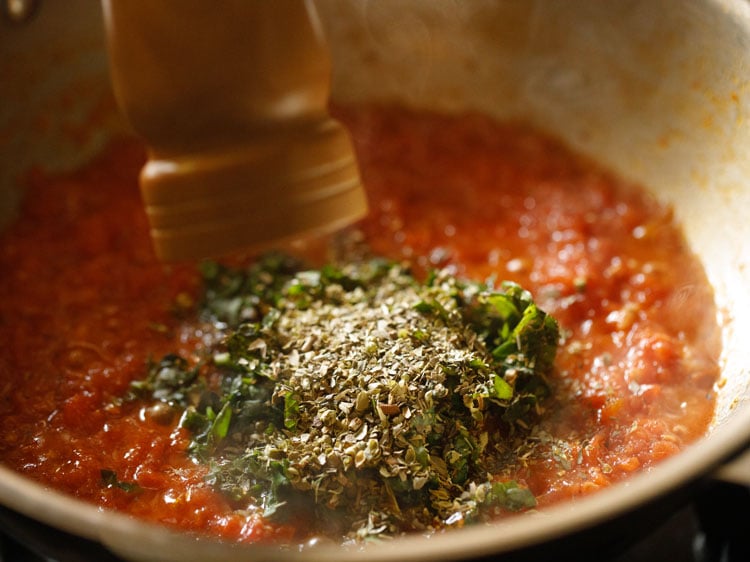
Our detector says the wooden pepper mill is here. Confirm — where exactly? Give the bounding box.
[101,0,367,261]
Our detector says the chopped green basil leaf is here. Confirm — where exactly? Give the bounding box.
[100,469,140,493]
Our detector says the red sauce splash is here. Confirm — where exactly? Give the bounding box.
[0,107,721,543]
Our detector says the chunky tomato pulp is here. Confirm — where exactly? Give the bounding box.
[0,107,720,543]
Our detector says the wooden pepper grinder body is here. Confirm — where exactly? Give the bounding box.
[101,0,367,261]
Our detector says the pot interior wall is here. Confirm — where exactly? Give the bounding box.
[0,0,117,229]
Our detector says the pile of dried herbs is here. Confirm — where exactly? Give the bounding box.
[129,254,560,541]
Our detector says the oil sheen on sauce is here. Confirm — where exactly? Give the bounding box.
[0,106,721,544]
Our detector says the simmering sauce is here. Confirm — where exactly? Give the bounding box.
[0,107,721,544]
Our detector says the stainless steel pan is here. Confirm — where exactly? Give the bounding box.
[2,1,750,560]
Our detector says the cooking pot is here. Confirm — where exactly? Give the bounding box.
[2,0,750,560]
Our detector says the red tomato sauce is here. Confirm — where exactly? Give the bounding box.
[0,106,721,543]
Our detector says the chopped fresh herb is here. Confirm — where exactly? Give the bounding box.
[127,255,559,540]
[485,480,537,511]
[211,402,233,441]
[101,469,140,493]
[127,354,200,407]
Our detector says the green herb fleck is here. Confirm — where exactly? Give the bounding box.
[101,469,141,494]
